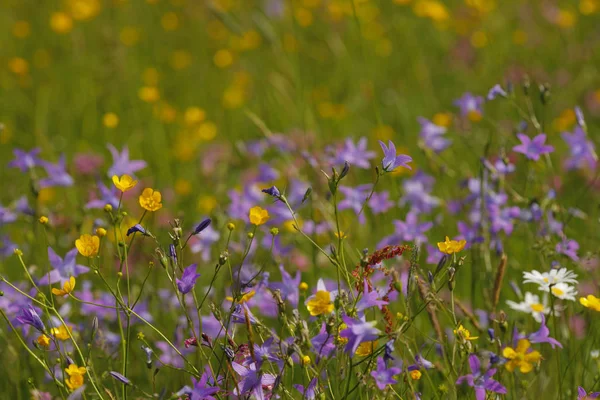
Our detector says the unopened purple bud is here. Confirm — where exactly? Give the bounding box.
[339,161,350,180]
[487,328,495,340]
[193,218,211,235]
[109,371,131,385]
[169,244,177,265]
[126,224,148,237]
[261,186,281,198]
[490,352,500,364]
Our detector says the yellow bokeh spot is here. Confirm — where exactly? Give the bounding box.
[555,9,576,28]
[68,0,101,21]
[470,31,488,48]
[142,67,160,86]
[433,112,452,127]
[371,125,395,142]
[295,8,314,27]
[197,195,217,213]
[207,20,229,41]
[580,0,599,15]
[223,87,246,109]
[120,26,140,47]
[196,122,217,141]
[161,12,179,31]
[170,50,192,70]
[138,86,160,103]
[513,29,527,45]
[184,107,206,126]
[13,21,31,38]
[50,12,73,35]
[214,49,234,69]
[239,30,262,51]
[8,57,29,76]
[174,179,192,196]
[413,0,450,22]
[103,113,119,128]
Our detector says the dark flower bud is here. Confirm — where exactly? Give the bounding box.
[219,251,229,266]
[301,187,312,204]
[91,316,99,343]
[487,328,495,341]
[109,371,131,385]
[193,218,212,235]
[126,224,149,237]
[261,186,281,199]
[169,244,177,266]
[434,255,447,275]
[156,248,169,269]
[427,271,434,285]
[339,161,350,180]
[184,337,198,348]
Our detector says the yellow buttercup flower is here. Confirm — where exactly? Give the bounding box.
[139,188,163,211]
[51,324,73,340]
[301,355,311,365]
[437,236,467,254]
[502,339,542,373]
[410,370,422,380]
[299,282,308,291]
[37,334,51,348]
[75,234,100,257]
[65,364,86,391]
[454,324,478,341]
[249,206,269,225]
[112,174,138,192]
[306,290,333,316]
[355,340,377,357]
[52,277,76,296]
[239,290,256,303]
[580,295,600,312]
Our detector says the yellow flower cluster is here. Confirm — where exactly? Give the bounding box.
[437,236,467,254]
[65,364,86,391]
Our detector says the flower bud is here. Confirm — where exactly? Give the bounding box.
[270,227,279,236]
[104,204,113,212]
[227,222,235,231]
[247,232,254,239]
[38,216,49,225]
[96,227,107,237]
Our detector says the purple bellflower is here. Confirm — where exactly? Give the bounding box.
[38,247,90,285]
[418,117,451,153]
[107,144,147,178]
[513,133,554,161]
[176,264,201,294]
[328,137,375,169]
[231,361,276,400]
[378,140,412,172]
[109,371,131,385]
[561,126,597,170]
[126,224,149,237]
[578,387,600,399]
[39,155,74,188]
[528,315,562,349]
[454,93,484,119]
[371,357,401,390]
[356,279,388,312]
[293,377,317,400]
[456,354,507,400]
[261,186,281,199]
[190,373,220,400]
[339,316,380,356]
[16,305,46,332]
[487,84,507,100]
[8,148,43,172]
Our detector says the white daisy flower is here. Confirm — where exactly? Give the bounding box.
[523,267,578,290]
[506,292,550,322]
[548,282,578,301]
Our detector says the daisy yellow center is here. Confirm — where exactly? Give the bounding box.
[530,303,544,312]
[552,287,564,296]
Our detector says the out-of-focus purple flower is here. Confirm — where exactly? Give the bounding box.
[556,237,579,261]
[356,279,388,312]
[454,93,484,119]
[311,323,335,359]
[400,171,440,213]
[561,126,597,170]
[0,236,17,258]
[0,206,17,226]
[487,84,507,100]
[338,184,372,224]
[39,155,74,189]
[578,387,600,399]
[339,316,380,355]
[418,117,451,153]
[368,191,394,214]
[380,211,433,246]
[109,371,131,385]
[31,389,54,400]
[257,163,279,182]
[456,354,507,400]
[193,218,212,235]
[328,137,375,169]
[293,377,317,400]
[16,305,45,332]
[261,186,281,199]
[66,386,86,400]
[371,357,401,390]
[378,140,412,172]
[86,182,120,209]
[126,224,149,237]
[176,264,201,294]
[107,144,147,178]
[8,148,43,172]
[269,265,300,308]
[38,247,90,285]
[231,361,276,400]
[190,372,220,400]
[528,315,562,349]
[190,224,219,262]
[513,133,554,161]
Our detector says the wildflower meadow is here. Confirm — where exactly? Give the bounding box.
[2,0,600,399]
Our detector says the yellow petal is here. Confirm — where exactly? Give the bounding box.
[516,339,531,354]
[502,347,517,359]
